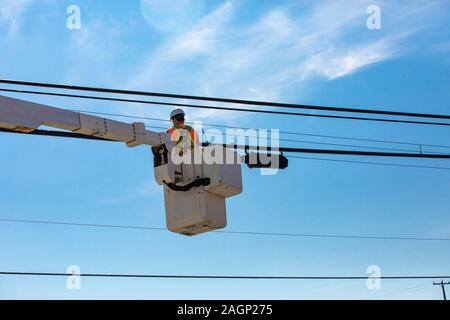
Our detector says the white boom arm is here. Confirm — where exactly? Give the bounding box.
[0,95,171,148]
[0,95,243,237]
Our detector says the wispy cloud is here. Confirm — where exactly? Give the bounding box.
[298,37,398,80]
[123,0,443,122]
[128,1,234,89]
[0,0,33,36]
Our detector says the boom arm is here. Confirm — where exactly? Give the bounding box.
[0,95,171,148]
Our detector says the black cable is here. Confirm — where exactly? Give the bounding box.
[3,127,449,169]
[70,109,450,149]
[65,110,432,153]
[69,109,450,151]
[0,218,165,232]
[147,124,448,155]
[1,88,450,127]
[277,131,450,149]
[367,283,430,300]
[287,155,450,171]
[1,78,450,120]
[1,218,449,242]
[2,128,450,159]
[164,178,211,192]
[5,85,450,148]
[270,146,450,159]
[143,123,424,154]
[0,271,449,280]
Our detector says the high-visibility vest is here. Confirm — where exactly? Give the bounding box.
[167,125,199,150]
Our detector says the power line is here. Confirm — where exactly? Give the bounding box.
[109,121,421,154]
[279,132,450,149]
[1,78,450,120]
[288,155,450,171]
[2,128,450,159]
[3,126,448,170]
[367,283,430,300]
[0,271,449,280]
[71,110,433,153]
[143,124,424,154]
[1,88,450,127]
[71,109,450,150]
[1,217,450,242]
[273,147,450,159]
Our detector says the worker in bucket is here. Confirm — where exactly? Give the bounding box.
[167,109,199,156]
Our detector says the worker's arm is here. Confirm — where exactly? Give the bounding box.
[190,127,200,146]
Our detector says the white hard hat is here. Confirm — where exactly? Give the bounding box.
[170,108,185,119]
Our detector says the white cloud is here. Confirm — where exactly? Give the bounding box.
[129,1,233,86]
[299,38,398,80]
[171,1,233,56]
[0,0,33,36]
[124,0,444,123]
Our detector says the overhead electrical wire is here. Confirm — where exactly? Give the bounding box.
[0,271,449,280]
[287,155,450,171]
[3,127,449,170]
[2,80,450,168]
[1,217,449,242]
[66,110,440,154]
[1,80,449,154]
[120,122,416,153]
[240,146,450,158]
[1,87,450,127]
[66,109,450,150]
[367,283,430,300]
[142,124,426,154]
[1,78,450,120]
[2,128,450,160]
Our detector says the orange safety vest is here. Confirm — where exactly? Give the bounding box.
[167,125,199,150]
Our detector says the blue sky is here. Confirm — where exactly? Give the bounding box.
[0,0,450,299]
